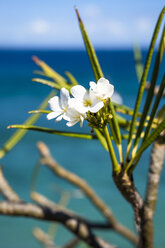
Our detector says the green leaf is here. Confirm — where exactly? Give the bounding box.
[132,26,165,155]
[126,7,165,159]
[94,129,108,151]
[133,42,144,82]
[75,8,122,160]
[7,125,97,140]
[28,110,51,114]
[109,101,122,145]
[75,7,103,81]
[32,78,61,90]
[126,118,165,174]
[143,74,165,141]
[32,56,69,88]
[0,91,56,159]
[65,71,79,85]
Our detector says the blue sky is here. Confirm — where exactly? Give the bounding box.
[0,0,164,48]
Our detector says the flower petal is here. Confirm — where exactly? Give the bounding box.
[60,88,70,109]
[66,119,79,127]
[68,98,86,114]
[71,85,86,100]
[47,111,62,120]
[90,101,104,113]
[97,78,110,86]
[89,81,96,91]
[106,84,114,98]
[80,115,84,127]
[48,96,61,112]
[55,114,63,122]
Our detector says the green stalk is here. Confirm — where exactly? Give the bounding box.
[75,7,103,81]
[125,118,165,174]
[143,74,165,141]
[65,71,79,85]
[132,27,165,157]
[7,125,97,140]
[103,126,120,173]
[125,7,165,161]
[133,42,144,81]
[75,7,122,158]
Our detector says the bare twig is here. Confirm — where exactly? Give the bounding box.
[31,192,113,230]
[0,167,22,203]
[37,142,137,245]
[33,227,57,248]
[0,201,115,248]
[62,238,79,248]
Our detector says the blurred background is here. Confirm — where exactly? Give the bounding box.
[0,1,165,248]
[0,0,164,49]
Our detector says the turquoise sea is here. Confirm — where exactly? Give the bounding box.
[0,49,164,248]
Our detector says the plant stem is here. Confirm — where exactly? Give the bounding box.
[103,126,120,173]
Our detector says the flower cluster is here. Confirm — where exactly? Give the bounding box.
[47,77,114,127]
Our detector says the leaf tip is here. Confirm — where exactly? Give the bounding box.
[7,125,13,129]
[74,6,82,23]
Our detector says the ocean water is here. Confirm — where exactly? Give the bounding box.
[0,49,164,248]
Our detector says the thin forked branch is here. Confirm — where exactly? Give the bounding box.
[37,142,137,245]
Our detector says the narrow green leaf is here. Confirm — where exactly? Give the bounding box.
[133,42,144,82]
[132,27,165,155]
[143,74,165,141]
[109,101,121,145]
[126,7,165,158]
[126,118,165,173]
[32,56,69,88]
[103,126,121,173]
[75,7,103,81]
[7,125,97,140]
[28,110,51,114]
[33,70,46,76]
[0,91,56,159]
[65,71,78,85]
[7,124,133,142]
[75,7,122,160]
[32,78,61,90]
[94,129,108,151]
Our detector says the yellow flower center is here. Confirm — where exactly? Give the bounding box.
[84,99,92,107]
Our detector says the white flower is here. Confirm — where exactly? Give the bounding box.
[64,105,86,127]
[47,87,70,122]
[70,85,104,113]
[89,77,114,100]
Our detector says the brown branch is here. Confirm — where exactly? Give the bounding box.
[113,172,143,232]
[0,200,115,248]
[140,129,165,248]
[37,142,137,245]
[31,192,113,230]
[62,238,79,248]
[0,167,22,203]
[33,227,57,248]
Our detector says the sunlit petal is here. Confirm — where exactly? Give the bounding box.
[90,101,104,113]
[60,88,70,108]
[47,111,62,120]
[55,115,63,122]
[48,96,61,112]
[71,85,86,100]
[66,119,79,127]
[89,81,96,90]
[97,77,109,86]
